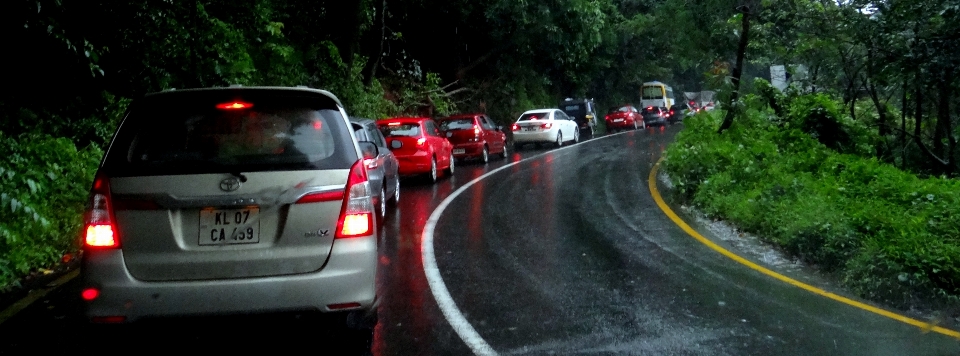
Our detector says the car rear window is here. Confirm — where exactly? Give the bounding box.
[641,107,659,115]
[102,90,356,176]
[562,105,584,112]
[518,113,550,121]
[609,106,631,113]
[380,123,421,137]
[438,119,474,131]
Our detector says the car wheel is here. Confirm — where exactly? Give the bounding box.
[633,121,638,130]
[391,177,400,204]
[573,128,579,143]
[429,157,438,183]
[500,144,508,158]
[555,132,563,147]
[446,153,455,175]
[480,146,489,164]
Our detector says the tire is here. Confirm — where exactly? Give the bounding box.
[500,144,508,158]
[555,132,563,148]
[445,153,455,175]
[428,157,438,183]
[573,128,579,143]
[480,146,489,164]
[633,121,638,130]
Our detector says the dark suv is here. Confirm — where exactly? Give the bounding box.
[559,98,598,139]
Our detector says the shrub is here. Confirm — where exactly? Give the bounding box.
[662,93,960,309]
[0,132,101,289]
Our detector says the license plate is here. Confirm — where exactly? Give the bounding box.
[199,208,260,245]
[453,149,466,154]
[614,119,624,122]
[524,127,537,131]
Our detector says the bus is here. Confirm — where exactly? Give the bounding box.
[640,81,676,110]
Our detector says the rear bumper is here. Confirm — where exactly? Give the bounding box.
[644,117,668,126]
[606,119,636,129]
[395,151,434,175]
[452,142,485,158]
[513,130,557,143]
[81,236,378,322]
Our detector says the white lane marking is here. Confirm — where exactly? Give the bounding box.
[422,132,624,355]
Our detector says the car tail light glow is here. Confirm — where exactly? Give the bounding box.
[83,173,119,249]
[81,288,100,301]
[336,160,374,238]
[541,123,552,129]
[296,189,345,204]
[215,101,253,110]
[417,137,426,146]
[327,302,362,310]
[511,124,519,131]
[474,125,481,137]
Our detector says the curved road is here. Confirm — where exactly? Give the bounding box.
[1,126,958,355]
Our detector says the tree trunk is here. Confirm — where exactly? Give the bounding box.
[363,0,387,86]
[913,71,952,173]
[718,7,751,134]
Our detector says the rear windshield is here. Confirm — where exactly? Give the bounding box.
[102,90,356,176]
[562,104,584,113]
[609,106,631,113]
[438,119,474,131]
[380,123,421,137]
[641,107,660,115]
[518,113,550,121]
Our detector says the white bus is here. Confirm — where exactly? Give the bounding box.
[640,81,676,110]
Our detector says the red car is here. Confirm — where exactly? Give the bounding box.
[605,105,644,132]
[378,117,455,183]
[437,113,508,163]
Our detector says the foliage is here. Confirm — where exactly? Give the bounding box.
[0,133,102,289]
[664,94,960,309]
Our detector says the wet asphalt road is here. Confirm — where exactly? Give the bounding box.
[1,125,959,355]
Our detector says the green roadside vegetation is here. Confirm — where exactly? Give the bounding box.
[664,80,960,310]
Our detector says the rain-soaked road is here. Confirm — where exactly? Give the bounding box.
[1,125,959,355]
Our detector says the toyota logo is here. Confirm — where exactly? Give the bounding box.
[219,177,242,192]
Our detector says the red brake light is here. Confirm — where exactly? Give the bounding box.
[336,160,374,238]
[295,189,345,204]
[84,173,119,249]
[511,124,520,131]
[216,101,253,110]
[81,288,100,301]
[417,137,426,146]
[541,123,552,129]
[474,125,481,137]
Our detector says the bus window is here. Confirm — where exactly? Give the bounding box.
[642,86,664,99]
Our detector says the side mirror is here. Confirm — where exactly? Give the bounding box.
[358,141,379,159]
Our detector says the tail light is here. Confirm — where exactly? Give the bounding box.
[473,125,481,137]
[417,137,426,147]
[83,173,119,249]
[336,160,374,238]
[605,115,610,121]
[541,123,552,129]
[511,124,520,131]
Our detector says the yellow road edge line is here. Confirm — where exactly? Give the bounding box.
[0,269,79,326]
[648,159,960,340]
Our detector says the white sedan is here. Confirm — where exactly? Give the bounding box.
[510,109,580,150]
